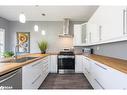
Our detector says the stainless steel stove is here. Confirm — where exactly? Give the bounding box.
[58,51,75,74]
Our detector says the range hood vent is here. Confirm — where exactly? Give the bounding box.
[59,18,72,37]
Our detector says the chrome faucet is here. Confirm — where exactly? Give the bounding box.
[13,43,27,59]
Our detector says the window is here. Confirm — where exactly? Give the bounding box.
[0,28,5,57]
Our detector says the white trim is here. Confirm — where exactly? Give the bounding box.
[73,35,127,46]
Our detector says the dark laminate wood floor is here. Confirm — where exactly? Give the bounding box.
[39,73,93,89]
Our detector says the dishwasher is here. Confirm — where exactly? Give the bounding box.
[0,68,22,89]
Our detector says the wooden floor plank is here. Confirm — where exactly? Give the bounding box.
[39,73,93,89]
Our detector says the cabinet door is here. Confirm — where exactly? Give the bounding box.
[82,57,89,76]
[75,55,83,73]
[82,57,94,86]
[102,66,127,89]
[88,6,127,44]
[90,24,100,43]
[41,56,50,81]
[92,62,108,89]
[50,55,57,73]
[99,6,126,41]
[81,23,87,44]
[86,23,92,44]
[73,24,82,46]
[92,61,127,89]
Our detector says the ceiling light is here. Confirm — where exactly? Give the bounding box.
[19,13,26,23]
[34,25,39,32]
[41,30,46,35]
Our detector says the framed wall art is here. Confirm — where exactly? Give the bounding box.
[16,32,30,53]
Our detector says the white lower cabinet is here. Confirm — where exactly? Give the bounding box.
[82,56,94,86]
[91,62,108,89]
[75,55,83,73]
[22,56,50,89]
[82,56,127,89]
[50,55,57,73]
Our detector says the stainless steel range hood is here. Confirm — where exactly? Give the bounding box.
[59,18,72,37]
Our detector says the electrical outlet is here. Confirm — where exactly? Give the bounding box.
[97,46,100,50]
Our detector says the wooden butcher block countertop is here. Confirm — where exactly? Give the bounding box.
[0,53,48,76]
[85,54,127,74]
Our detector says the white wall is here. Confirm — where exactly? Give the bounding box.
[7,21,84,53]
[0,17,9,51]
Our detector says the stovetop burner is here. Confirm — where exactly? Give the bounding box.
[59,51,74,55]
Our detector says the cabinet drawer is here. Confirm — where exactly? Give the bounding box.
[42,57,49,63]
[43,64,48,70]
[23,59,43,69]
[92,61,127,89]
[31,74,43,89]
[93,78,105,89]
[104,67,127,89]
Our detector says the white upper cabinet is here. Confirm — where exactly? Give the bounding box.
[86,6,127,45]
[73,23,87,46]
[87,23,100,43]
[81,23,88,44]
[98,6,126,41]
[73,24,82,46]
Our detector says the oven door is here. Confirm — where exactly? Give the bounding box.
[58,56,75,73]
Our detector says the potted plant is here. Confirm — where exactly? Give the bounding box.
[38,40,48,54]
[2,51,14,58]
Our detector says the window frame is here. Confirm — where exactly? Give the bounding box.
[0,28,5,53]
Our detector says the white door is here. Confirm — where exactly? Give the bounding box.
[0,28,5,57]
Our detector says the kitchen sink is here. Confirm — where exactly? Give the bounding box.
[0,57,38,63]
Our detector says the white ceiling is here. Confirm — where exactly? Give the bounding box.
[0,6,98,21]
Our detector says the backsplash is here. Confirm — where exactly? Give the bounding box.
[90,41,127,60]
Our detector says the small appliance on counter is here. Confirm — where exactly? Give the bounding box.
[82,48,94,56]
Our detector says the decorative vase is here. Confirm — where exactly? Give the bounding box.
[41,50,46,54]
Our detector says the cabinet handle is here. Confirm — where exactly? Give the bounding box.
[94,63,107,70]
[123,9,126,35]
[0,69,19,83]
[123,9,127,35]
[85,58,91,61]
[43,64,48,69]
[125,8,127,34]
[89,32,91,43]
[85,68,90,74]
[43,60,48,64]
[99,25,102,41]
[32,62,41,67]
[94,79,105,89]
[32,74,41,84]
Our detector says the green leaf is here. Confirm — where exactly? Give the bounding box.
[2,51,14,58]
[37,40,48,53]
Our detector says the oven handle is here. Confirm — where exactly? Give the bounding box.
[58,56,75,59]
